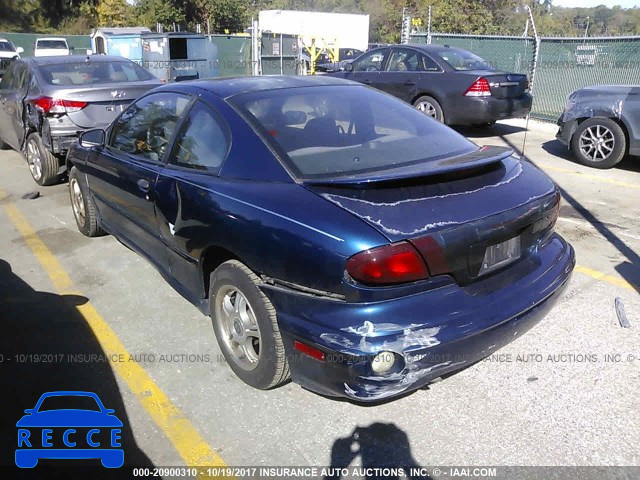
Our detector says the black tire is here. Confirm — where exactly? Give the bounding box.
[25,132,60,185]
[413,95,444,122]
[0,135,9,150]
[570,117,626,169]
[68,166,104,237]
[210,260,290,390]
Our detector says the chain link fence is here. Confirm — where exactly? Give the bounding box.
[534,37,640,121]
[411,32,640,122]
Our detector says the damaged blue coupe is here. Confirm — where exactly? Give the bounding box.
[66,76,575,402]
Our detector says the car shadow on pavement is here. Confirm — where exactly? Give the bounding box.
[500,137,640,296]
[542,139,640,173]
[325,422,432,480]
[0,259,154,478]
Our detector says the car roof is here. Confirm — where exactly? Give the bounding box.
[36,37,68,41]
[179,75,360,98]
[24,55,133,66]
[369,43,469,54]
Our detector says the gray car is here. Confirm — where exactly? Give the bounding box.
[0,55,161,185]
[557,85,640,169]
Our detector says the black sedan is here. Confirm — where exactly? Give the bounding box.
[0,55,160,185]
[557,85,640,169]
[66,76,573,402]
[329,44,532,126]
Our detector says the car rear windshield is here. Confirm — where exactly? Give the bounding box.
[0,41,15,52]
[437,49,494,71]
[36,40,68,49]
[38,60,154,86]
[230,85,475,180]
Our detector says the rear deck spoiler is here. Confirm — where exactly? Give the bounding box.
[302,146,514,186]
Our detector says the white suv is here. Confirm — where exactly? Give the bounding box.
[34,37,70,57]
[0,38,24,60]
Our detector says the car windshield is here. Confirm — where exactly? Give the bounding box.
[37,40,68,49]
[231,85,475,180]
[38,395,101,412]
[437,49,494,71]
[0,41,16,52]
[38,61,154,86]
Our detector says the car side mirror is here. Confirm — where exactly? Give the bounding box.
[16,47,24,54]
[79,129,105,148]
[24,409,34,414]
[343,62,354,72]
[105,409,115,414]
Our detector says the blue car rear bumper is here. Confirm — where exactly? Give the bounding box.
[263,234,575,402]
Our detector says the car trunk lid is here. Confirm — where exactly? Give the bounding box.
[310,155,559,284]
[49,83,159,129]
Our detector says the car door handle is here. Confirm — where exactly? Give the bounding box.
[404,81,416,86]
[137,178,150,192]
[363,79,372,84]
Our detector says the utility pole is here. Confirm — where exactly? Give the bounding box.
[584,16,590,38]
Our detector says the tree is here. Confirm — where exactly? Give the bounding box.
[136,0,186,29]
[191,0,249,33]
[96,0,132,26]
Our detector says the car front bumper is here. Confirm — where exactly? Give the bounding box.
[262,233,574,402]
[448,93,533,125]
[556,114,577,147]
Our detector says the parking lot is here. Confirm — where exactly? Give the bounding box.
[1,119,639,475]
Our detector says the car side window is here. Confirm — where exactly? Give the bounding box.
[169,101,230,171]
[352,49,388,72]
[387,49,417,72]
[420,54,442,72]
[13,64,29,91]
[110,92,190,162]
[0,62,15,89]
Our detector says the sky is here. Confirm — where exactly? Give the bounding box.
[553,0,640,7]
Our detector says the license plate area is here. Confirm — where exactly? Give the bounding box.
[478,236,521,276]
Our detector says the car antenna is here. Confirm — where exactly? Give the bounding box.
[521,4,538,161]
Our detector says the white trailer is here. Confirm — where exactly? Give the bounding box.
[258,10,370,53]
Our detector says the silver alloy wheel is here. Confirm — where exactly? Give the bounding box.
[215,286,261,371]
[415,100,438,119]
[579,124,615,162]
[26,138,42,181]
[70,178,86,225]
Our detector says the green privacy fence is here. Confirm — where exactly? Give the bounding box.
[1,31,252,78]
[0,32,91,57]
[209,34,252,77]
[410,32,640,122]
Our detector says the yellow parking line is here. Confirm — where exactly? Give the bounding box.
[536,162,640,190]
[1,195,226,474]
[575,264,637,292]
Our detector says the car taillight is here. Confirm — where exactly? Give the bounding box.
[464,77,492,97]
[33,97,87,114]
[346,241,429,285]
